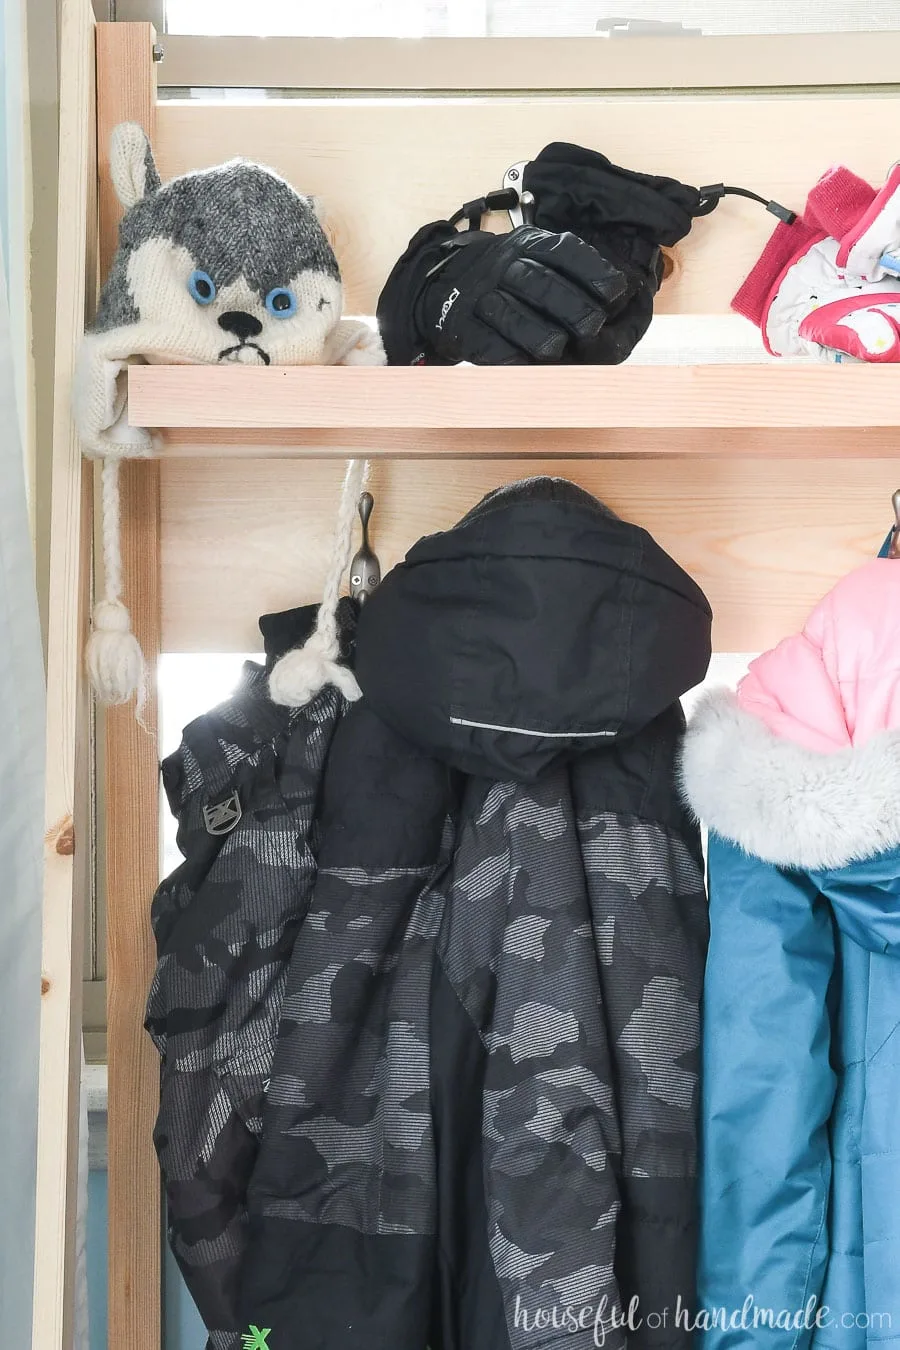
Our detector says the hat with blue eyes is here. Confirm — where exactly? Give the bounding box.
[74,121,385,708]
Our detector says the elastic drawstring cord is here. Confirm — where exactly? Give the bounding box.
[696,183,797,224]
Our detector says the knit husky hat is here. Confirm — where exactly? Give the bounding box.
[75,121,385,706]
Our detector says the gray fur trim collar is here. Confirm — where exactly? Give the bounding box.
[680,688,900,870]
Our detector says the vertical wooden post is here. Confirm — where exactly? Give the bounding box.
[96,23,163,1350]
[33,0,96,1347]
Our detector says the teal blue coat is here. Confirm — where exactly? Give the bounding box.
[682,688,900,1350]
[702,837,900,1350]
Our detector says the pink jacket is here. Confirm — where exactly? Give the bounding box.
[682,559,900,872]
[739,559,900,752]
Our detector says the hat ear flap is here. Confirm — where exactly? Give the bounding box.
[109,121,161,210]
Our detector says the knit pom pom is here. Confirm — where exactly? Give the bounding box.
[269,630,361,708]
[268,458,369,708]
[86,599,146,705]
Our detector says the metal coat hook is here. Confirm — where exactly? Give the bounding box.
[350,491,381,602]
[503,161,535,229]
[890,488,900,559]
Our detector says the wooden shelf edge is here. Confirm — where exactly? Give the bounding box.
[148,427,900,460]
[129,364,900,439]
[158,33,900,93]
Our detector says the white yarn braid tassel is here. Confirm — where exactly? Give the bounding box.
[269,458,369,708]
[85,456,147,705]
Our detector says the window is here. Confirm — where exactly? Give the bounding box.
[164,0,900,36]
[159,653,257,876]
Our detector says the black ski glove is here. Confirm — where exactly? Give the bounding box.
[523,142,707,362]
[376,220,627,366]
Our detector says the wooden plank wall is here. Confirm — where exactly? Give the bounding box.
[147,94,900,655]
[96,23,163,1350]
[160,457,900,657]
[155,97,900,316]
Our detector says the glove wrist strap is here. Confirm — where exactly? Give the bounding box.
[697,183,797,224]
[449,188,520,230]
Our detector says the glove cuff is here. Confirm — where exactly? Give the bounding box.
[806,165,877,241]
[525,142,701,249]
[731,214,824,333]
[376,220,459,364]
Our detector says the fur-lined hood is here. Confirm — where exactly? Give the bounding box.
[681,559,900,871]
[681,687,900,870]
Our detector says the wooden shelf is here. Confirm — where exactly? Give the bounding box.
[128,364,900,455]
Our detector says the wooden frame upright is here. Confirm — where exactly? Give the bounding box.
[96,24,163,1350]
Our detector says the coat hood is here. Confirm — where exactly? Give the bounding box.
[354,477,712,781]
[682,559,900,872]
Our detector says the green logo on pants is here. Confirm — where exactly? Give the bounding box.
[241,1327,272,1350]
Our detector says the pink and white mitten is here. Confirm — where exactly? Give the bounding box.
[733,165,900,362]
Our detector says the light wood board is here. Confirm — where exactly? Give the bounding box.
[157,32,900,93]
[130,364,900,436]
[34,0,96,1347]
[160,457,900,656]
[155,95,900,317]
[97,23,163,1350]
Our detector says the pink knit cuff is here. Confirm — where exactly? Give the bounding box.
[805,165,876,240]
[731,214,823,328]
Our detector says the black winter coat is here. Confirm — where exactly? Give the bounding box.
[145,644,349,1348]
[148,479,711,1350]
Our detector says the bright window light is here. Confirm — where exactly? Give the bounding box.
[165,0,900,37]
[159,652,258,876]
[166,0,441,37]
